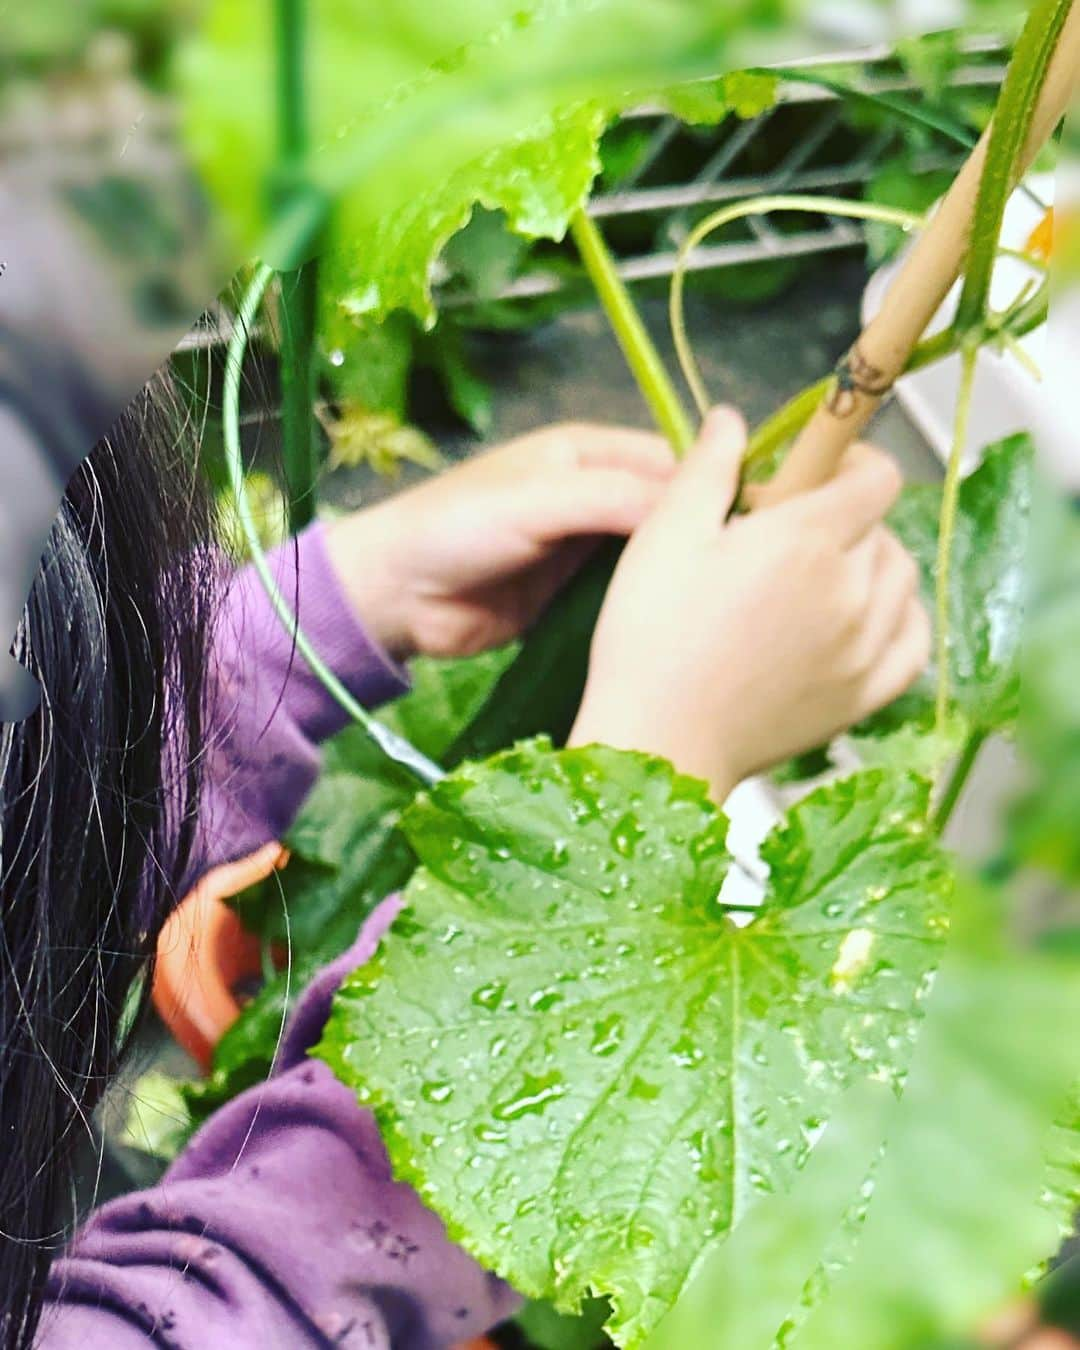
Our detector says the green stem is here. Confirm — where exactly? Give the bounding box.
[932,728,988,835]
[934,342,979,737]
[275,0,320,534]
[953,0,1073,336]
[224,263,443,787]
[570,211,695,455]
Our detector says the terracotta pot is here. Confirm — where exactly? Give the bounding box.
[979,1300,1080,1350]
[152,842,289,1072]
[153,851,501,1350]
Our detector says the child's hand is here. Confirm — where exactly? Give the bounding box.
[569,407,930,801]
[325,422,674,659]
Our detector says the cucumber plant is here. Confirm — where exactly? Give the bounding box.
[167,2,1080,1345]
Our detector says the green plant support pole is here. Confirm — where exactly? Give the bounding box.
[279,267,320,533]
[276,0,320,534]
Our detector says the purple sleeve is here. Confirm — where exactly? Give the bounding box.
[41,900,520,1348]
[194,519,409,873]
[39,525,520,1345]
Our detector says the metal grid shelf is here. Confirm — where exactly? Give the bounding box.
[438,45,1005,308]
[170,41,1006,348]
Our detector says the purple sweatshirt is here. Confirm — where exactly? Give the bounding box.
[39,524,520,1348]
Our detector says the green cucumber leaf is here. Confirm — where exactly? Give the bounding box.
[321,101,607,331]
[847,716,969,778]
[516,1297,614,1350]
[860,432,1034,741]
[895,31,965,104]
[445,541,620,763]
[770,745,835,786]
[661,69,779,125]
[644,1078,896,1350]
[647,881,1080,1350]
[179,0,791,411]
[390,646,520,761]
[419,323,495,434]
[1040,1241,1080,1337]
[864,156,954,265]
[317,739,953,1347]
[322,311,418,418]
[120,1071,198,1162]
[234,646,517,954]
[440,205,534,303]
[232,833,418,959]
[793,879,1080,1349]
[179,956,325,1133]
[772,718,966,792]
[179,0,775,315]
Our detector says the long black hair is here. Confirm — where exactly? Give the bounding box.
[0,378,217,1349]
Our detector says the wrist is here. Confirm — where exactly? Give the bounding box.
[323,507,417,664]
[570,689,739,805]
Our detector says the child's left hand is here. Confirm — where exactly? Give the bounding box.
[325,422,675,659]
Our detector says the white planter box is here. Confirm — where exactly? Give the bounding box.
[861,174,1055,476]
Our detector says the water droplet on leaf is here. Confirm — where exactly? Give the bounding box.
[590,1014,624,1057]
[472,981,506,1012]
[493,1072,567,1121]
[421,1081,454,1105]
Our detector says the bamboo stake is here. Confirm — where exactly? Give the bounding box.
[755,2,1080,505]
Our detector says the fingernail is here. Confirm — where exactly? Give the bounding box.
[702,405,747,444]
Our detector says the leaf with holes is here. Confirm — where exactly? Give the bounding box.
[316,739,952,1347]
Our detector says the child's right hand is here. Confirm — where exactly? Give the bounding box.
[569,406,930,802]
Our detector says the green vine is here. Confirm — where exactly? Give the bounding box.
[932,727,989,834]
[670,196,1048,426]
[223,262,444,787]
[928,0,1071,803]
[670,196,927,417]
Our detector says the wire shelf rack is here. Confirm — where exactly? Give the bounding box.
[164,41,1006,350]
[435,43,1005,309]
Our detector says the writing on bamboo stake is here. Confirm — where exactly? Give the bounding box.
[826,345,894,419]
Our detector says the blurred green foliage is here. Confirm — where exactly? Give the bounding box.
[0,0,199,87]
